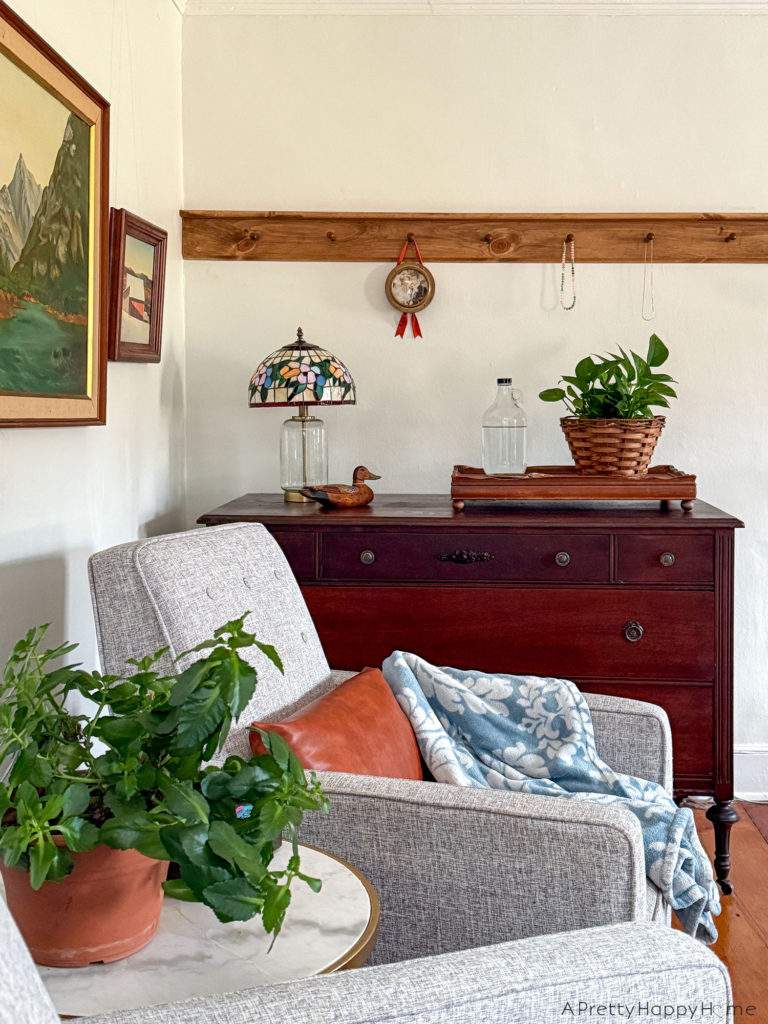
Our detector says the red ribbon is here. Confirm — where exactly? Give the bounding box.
[395,312,422,339]
[397,236,424,266]
[394,235,425,339]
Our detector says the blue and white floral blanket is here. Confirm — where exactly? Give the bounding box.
[381,650,720,943]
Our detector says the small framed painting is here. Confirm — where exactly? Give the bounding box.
[0,1,110,426]
[108,209,167,363]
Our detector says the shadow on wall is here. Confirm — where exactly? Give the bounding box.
[140,512,185,539]
[0,555,67,666]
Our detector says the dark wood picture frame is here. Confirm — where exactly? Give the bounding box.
[108,209,167,363]
[0,0,109,426]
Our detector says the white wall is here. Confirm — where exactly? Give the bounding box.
[0,0,185,671]
[182,12,768,772]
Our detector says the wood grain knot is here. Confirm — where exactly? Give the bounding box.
[485,234,515,257]
[235,230,260,253]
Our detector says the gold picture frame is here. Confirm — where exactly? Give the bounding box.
[385,260,435,314]
[0,1,109,426]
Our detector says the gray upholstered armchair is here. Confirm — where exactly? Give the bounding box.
[88,522,675,967]
[0,896,731,1024]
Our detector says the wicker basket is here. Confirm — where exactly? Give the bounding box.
[561,416,665,477]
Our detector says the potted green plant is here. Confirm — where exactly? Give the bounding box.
[0,615,328,967]
[538,334,677,477]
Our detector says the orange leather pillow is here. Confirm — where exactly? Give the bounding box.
[249,667,423,780]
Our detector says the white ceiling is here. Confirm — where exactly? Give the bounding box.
[176,0,768,14]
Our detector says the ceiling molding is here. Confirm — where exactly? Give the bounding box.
[181,0,768,15]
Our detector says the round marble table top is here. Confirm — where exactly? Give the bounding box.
[38,844,379,1018]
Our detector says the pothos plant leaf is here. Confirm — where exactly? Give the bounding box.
[0,615,328,941]
[539,334,677,419]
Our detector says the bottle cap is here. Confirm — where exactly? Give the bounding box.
[497,377,512,385]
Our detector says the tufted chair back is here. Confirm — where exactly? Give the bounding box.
[88,524,336,761]
[0,896,58,1024]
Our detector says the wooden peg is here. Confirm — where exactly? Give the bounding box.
[724,232,737,242]
[645,232,655,242]
[565,233,575,243]
[327,231,336,242]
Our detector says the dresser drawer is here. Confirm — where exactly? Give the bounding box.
[268,529,315,579]
[584,682,713,777]
[320,531,610,583]
[616,534,714,584]
[305,586,715,682]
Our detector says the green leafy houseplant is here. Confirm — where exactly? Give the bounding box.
[538,334,677,419]
[0,615,328,939]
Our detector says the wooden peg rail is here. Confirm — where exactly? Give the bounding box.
[180,210,768,264]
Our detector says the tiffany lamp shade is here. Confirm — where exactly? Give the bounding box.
[248,327,356,502]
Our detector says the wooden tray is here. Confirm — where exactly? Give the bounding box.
[451,465,697,511]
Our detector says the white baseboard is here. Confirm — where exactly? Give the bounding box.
[734,745,768,802]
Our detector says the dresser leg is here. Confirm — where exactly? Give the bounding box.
[705,800,739,895]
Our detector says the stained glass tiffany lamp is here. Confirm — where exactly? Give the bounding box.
[248,327,356,502]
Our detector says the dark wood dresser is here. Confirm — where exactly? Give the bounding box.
[199,495,743,891]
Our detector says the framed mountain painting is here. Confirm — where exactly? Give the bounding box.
[0,1,109,426]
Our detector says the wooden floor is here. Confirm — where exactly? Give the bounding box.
[672,802,768,1014]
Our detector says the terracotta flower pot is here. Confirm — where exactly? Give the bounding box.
[0,844,168,967]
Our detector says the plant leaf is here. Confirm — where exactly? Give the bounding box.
[99,813,167,860]
[163,878,198,902]
[646,333,669,367]
[203,877,264,922]
[161,780,210,825]
[574,356,596,382]
[538,388,566,403]
[56,817,99,853]
[207,821,268,879]
[254,643,283,674]
[262,881,292,934]
[29,839,56,889]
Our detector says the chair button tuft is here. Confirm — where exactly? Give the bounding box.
[301,632,309,643]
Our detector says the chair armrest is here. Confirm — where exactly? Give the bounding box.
[298,772,647,965]
[584,692,673,793]
[87,922,731,1024]
[327,668,359,685]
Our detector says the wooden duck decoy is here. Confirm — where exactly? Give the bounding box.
[301,466,381,509]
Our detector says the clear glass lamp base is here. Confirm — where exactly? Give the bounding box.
[280,413,327,502]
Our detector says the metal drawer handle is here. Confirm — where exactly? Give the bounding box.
[623,620,645,643]
[659,552,676,567]
[555,551,571,567]
[360,549,376,565]
[437,550,494,565]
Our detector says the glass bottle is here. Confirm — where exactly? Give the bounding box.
[482,378,527,475]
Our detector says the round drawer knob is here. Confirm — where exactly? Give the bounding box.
[623,620,645,643]
[555,551,571,567]
[659,552,676,567]
[360,549,376,565]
